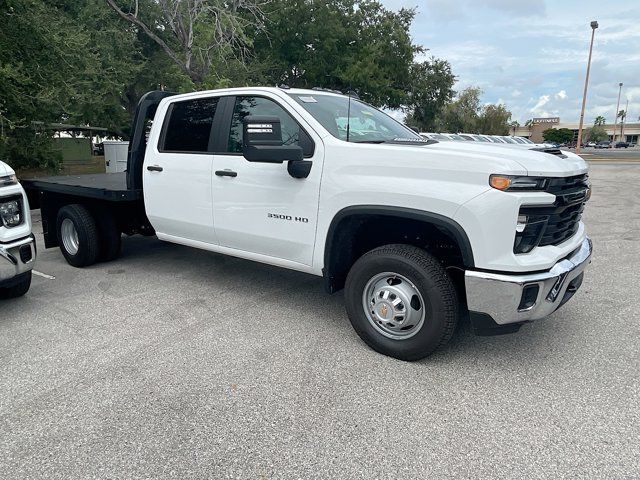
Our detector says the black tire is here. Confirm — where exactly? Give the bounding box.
[0,271,32,299]
[95,210,122,262]
[344,244,458,361]
[56,204,99,267]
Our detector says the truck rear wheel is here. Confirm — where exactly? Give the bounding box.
[0,271,32,299]
[56,205,99,267]
[344,244,458,361]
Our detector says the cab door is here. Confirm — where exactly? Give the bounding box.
[211,94,324,266]
[143,95,221,244]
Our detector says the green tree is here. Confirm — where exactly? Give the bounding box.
[0,0,94,169]
[477,104,512,135]
[403,58,455,131]
[617,110,626,123]
[542,128,574,143]
[0,0,214,169]
[594,115,606,126]
[584,126,608,142]
[253,0,421,108]
[434,87,482,133]
[105,0,264,86]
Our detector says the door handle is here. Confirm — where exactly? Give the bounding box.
[215,170,237,178]
[147,165,163,172]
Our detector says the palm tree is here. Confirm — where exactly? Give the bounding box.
[594,115,606,126]
[509,120,520,136]
[524,119,533,128]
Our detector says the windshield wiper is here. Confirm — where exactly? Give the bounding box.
[351,140,388,144]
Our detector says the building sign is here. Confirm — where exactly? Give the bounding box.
[532,117,560,124]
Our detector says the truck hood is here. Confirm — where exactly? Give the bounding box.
[427,141,588,177]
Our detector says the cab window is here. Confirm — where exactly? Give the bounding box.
[160,97,218,152]
[227,96,313,156]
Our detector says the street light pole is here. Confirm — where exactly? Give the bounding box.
[576,21,598,155]
[612,82,623,143]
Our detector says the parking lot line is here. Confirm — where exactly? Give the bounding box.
[32,270,56,280]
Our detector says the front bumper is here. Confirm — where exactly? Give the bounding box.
[465,237,592,326]
[0,235,36,284]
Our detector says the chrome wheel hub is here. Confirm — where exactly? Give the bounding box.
[362,272,425,340]
[61,218,79,255]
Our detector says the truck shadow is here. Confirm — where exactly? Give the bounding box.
[111,235,583,364]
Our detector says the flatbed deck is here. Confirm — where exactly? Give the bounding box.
[22,172,141,201]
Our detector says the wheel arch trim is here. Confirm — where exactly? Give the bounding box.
[322,205,475,292]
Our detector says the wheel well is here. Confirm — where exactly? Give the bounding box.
[323,208,473,293]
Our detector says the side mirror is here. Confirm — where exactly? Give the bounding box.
[242,116,303,163]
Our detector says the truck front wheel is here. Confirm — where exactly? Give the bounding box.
[344,244,458,361]
[56,205,99,267]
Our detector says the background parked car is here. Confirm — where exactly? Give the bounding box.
[614,141,629,148]
[595,141,612,149]
[420,132,452,141]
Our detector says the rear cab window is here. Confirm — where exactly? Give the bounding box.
[159,97,219,153]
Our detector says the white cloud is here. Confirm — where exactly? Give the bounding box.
[380,0,640,123]
[531,95,550,112]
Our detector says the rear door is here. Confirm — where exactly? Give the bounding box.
[143,95,222,244]
[211,93,324,266]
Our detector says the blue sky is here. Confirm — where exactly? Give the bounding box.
[381,0,640,124]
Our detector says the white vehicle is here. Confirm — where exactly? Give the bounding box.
[23,87,592,360]
[507,136,554,149]
[449,134,558,153]
[420,132,453,142]
[0,160,36,298]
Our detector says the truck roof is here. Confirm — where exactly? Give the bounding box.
[164,86,348,103]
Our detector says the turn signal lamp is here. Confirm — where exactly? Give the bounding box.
[489,175,548,191]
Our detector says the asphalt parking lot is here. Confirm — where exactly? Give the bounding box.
[1,163,638,479]
[571,146,640,162]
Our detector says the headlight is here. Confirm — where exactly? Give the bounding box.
[0,174,18,187]
[0,197,23,228]
[490,175,548,191]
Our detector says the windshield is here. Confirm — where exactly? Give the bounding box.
[500,136,518,144]
[511,137,526,144]
[471,135,489,142]
[520,137,534,144]
[289,93,423,143]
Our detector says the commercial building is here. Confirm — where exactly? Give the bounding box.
[513,117,639,144]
